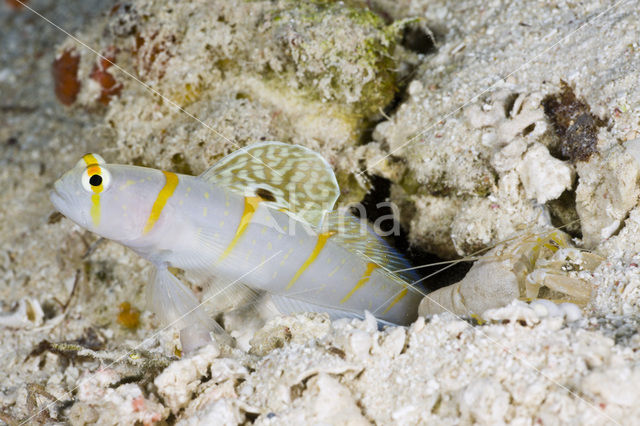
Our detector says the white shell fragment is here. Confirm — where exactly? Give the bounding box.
[0,297,44,328]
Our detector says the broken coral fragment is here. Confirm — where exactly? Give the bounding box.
[516,143,574,204]
[253,374,369,425]
[575,143,640,248]
[69,369,168,425]
[154,344,221,413]
[249,312,331,356]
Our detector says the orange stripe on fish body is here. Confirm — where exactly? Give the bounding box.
[143,171,179,235]
[340,262,379,304]
[218,196,263,262]
[286,230,337,290]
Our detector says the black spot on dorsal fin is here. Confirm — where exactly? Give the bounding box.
[256,187,276,202]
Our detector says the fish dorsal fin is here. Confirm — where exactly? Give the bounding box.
[201,141,339,227]
[322,210,420,284]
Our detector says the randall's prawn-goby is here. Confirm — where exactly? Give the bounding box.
[50,142,423,352]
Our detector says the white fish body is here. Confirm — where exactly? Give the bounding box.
[51,142,422,351]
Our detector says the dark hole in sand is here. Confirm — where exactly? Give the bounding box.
[352,174,471,293]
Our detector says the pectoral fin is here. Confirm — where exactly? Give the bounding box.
[147,265,230,352]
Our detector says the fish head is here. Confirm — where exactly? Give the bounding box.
[50,153,168,243]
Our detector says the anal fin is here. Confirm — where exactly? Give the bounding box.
[268,294,359,320]
[268,294,395,328]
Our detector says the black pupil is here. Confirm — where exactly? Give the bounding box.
[89,174,103,186]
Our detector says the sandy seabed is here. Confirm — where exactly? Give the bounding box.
[1,0,639,424]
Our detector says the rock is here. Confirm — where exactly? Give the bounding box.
[516,143,574,204]
[154,344,220,412]
[50,0,412,205]
[575,144,640,248]
[70,370,168,425]
[582,366,640,408]
[254,374,369,425]
[249,312,331,356]
[457,379,510,424]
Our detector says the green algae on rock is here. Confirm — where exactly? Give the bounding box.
[262,0,400,115]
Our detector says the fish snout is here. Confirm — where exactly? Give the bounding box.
[49,179,69,212]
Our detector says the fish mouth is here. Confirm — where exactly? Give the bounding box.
[49,187,66,213]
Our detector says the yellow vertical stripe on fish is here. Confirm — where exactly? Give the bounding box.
[340,262,378,304]
[82,153,100,167]
[218,196,263,262]
[286,230,337,290]
[142,171,179,235]
[83,154,103,227]
[90,194,100,227]
[382,287,408,313]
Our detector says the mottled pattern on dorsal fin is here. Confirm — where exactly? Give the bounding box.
[200,141,339,227]
[321,210,420,284]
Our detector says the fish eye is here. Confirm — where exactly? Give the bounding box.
[81,166,112,193]
[89,174,102,186]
